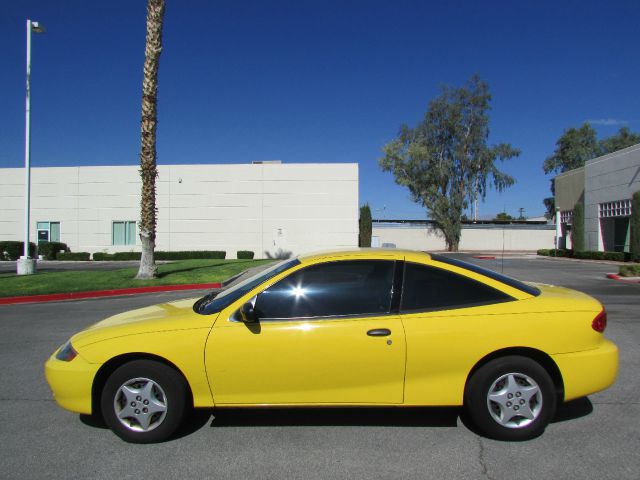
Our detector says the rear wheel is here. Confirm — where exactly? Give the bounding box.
[464,356,557,441]
[101,360,188,443]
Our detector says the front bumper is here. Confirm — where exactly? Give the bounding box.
[552,339,619,402]
[44,349,100,415]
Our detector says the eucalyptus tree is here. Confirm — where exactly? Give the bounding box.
[380,75,518,251]
[136,0,165,279]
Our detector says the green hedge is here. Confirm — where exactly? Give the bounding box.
[619,264,640,277]
[537,249,625,261]
[93,250,226,261]
[631,191,640,262]
[0,241,37,260]
[237,250,254,259]
[56,252,91,261]
[38,242,69,260]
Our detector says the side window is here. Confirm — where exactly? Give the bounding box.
[254,260,395,319]
[400,262,513,312]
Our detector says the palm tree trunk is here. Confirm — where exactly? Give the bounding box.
[136,0,165,279]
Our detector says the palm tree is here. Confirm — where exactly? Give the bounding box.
[136,0,165,279]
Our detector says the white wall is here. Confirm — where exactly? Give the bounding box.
[0,163,359,259]
[372,225,555,251]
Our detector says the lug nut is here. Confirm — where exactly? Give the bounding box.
[516,392,521,397]
[507,401,512,407]
[507,393,513,399]
[514,406,520,411]
[136,396,142,401]
[131,402,136,407]
[143,408,148,413]
[520,399,525,405]
[135,409,140,414]
[143,400,149,405]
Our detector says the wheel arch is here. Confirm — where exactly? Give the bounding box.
[464,347,565,403]
[91,353,194,417]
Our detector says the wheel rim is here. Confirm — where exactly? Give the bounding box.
[113,377,168,432]
[486,372,543,429]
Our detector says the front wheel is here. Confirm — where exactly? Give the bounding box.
[101,360,188,443]
[464,356,557,441]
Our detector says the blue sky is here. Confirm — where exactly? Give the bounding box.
[2,0,639,219]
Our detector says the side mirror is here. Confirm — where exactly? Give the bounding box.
[239,301,257,323]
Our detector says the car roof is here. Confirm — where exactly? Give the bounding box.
[297,248,432,263]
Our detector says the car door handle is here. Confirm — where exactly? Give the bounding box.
[367,328,391,337]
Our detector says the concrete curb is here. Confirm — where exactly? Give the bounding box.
[606,274,640,283]
[0,282,222,305]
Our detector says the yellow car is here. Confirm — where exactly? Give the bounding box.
[45,249,618,443]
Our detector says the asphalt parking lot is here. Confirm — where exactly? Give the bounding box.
[0,254,638,479]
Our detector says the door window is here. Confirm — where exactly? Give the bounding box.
[254,260,395,319]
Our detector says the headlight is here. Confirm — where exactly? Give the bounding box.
[55,341,78,362]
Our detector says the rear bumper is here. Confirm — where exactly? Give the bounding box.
[45,350,100,415]
[552,339,619,402]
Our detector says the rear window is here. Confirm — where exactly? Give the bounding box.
[430,254,541,296]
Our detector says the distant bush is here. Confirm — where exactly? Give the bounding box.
[39,242,69,260]
[537,249,625,262]
[155,251,226,260]
[92,250,227,261]
[236,250,254,259]
[56,252,91,261]
[573,251,625,262]
[536,248,571,257]
[619,264,640,276]
[0,241,37,260]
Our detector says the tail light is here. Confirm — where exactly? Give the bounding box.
[592,309,607,333]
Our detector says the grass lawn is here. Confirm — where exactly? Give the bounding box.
[0,259,273,297]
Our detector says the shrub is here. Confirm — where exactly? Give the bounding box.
[537,248,571,257]
[236,250,254,259]
[92,250,227,261]
[571,202,585,252]
[573,251,625,261]
[0,241,37,260]
[56,252,91,261]
[631,191,640,262]
[359,203,372,247]
[155,251,226,260]
[619,264,640,277]
[38,242,69,260]
[92,252,114,261]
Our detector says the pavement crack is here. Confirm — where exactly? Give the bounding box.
[476,436,496,480]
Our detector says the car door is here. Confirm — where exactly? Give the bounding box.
[205,259,406,405]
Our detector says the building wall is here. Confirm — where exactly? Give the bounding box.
[0,163,359,259]
[584,144,640,251]
[555,166,585,211]
[372,225,555,251]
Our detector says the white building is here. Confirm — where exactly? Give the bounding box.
[0,162,359,259]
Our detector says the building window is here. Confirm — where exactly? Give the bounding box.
[36,221,60,244]
[560,210,573,225]
[112,221,137,245]
[599,200,632,218]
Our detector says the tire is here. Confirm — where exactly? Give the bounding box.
[464,356,557,441]
[101,360,188,443]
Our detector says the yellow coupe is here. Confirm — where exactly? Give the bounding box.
[45,249,618,443]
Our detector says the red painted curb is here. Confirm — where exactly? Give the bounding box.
[0,282,221,305]
[473,255,496,260]
[606,273,640,283]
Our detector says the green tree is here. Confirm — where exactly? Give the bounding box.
[380,75,518,251]
[571,201,585,251]
[599,127,640,153]
[494,212,514,221]
[543,123,600,176]
[359,203,372,247]
[631,191,640,262]
[136,0,165,279]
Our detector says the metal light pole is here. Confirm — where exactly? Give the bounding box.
[17,19,45,275]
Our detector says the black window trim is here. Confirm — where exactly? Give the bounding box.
[398,261,516,314]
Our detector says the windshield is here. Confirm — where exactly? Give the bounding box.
[195,258,301,315]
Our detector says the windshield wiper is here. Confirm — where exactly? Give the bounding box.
[193,291,219,313]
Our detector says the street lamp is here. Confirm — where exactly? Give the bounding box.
[17,19,45,275]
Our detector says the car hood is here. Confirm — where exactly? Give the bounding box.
[70,297,218,349]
